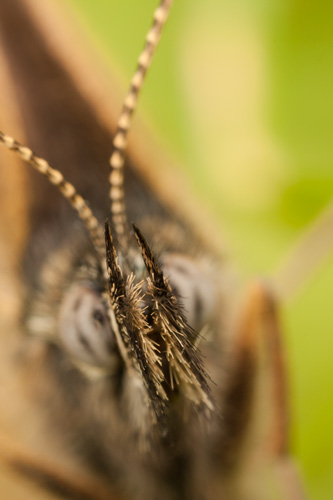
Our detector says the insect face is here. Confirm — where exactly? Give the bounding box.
[1,0,328,499]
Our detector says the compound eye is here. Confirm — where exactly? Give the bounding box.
[160,254,216,331]
[59,282,116,368]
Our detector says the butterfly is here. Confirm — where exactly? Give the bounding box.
[1,0,329,498]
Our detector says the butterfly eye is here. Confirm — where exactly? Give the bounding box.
[160,254,217,331]
[59,282,117,368]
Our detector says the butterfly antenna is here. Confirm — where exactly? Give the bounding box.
[0,131,105,263]
[109,0,174,245]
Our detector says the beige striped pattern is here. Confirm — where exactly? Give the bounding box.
[109,0,174,243]
[0,131,105,261]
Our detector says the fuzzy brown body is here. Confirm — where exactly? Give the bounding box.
[0,1,306,499]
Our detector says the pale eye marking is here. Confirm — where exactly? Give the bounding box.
[160,254,217,330]
[59,282,117,367]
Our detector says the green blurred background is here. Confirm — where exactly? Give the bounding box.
[66,1,332,497]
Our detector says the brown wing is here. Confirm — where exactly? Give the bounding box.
[215,281,307,500]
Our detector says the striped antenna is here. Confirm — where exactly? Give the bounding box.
[0,131,105,262]
[109,0,174,244]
